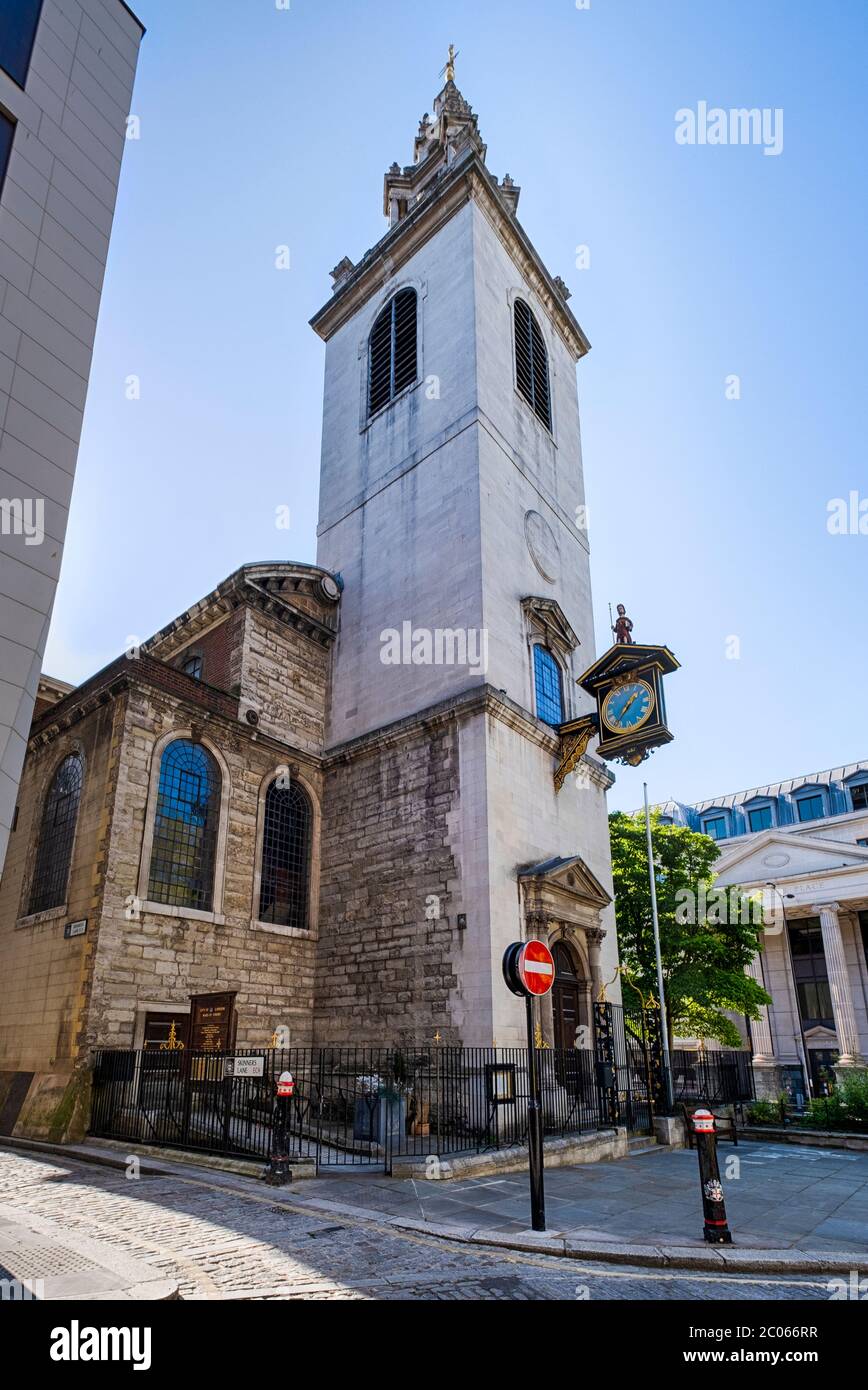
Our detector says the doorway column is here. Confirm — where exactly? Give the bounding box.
[585,927,605,1001]
[816,902,865,1067]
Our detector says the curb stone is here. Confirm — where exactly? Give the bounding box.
[1,1136,858,1277]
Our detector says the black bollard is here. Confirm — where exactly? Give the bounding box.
[692,1108,732,1244]
[263,1071,294,1186]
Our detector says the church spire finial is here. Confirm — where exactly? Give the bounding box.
[442,43,458,84]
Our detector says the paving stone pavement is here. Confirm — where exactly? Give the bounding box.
[299,1141,868,1253]
[0,1148,849,1301]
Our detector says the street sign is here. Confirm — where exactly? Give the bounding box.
[64,919,87,939]
[223,1056,264,1079]
[517,939,555,996]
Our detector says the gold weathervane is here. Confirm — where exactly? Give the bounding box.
[442,44,458,83]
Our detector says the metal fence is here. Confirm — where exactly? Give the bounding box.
[670,1049,754,1106]
[90,1044,605,1171]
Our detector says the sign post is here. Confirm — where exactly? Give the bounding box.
[502,939,555,1232]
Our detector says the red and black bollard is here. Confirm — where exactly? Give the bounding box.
[263,1070,294,1186]
[693,1108,732,1244]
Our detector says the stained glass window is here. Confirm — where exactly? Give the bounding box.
[533,646,563,726]
[258,779,311,930]
[29,753,83,914]
[147,740,220,910]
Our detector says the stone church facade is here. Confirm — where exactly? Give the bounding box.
[0,71,620,1141]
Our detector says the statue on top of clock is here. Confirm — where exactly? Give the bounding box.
[612,603,634,646]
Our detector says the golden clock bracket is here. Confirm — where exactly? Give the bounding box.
[554,712,599,792]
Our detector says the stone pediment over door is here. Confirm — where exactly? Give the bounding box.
[518,854,612,935]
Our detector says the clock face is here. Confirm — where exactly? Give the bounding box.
[602,679,654,735]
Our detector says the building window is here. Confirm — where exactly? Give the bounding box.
[147,740,220,911]
[514,299,552,430]
[0,0,43,87]
[258,779,312,929]
[368,288,417,416]
[849,783,868,811]
[28,753,83,914]
[788,920,833,1028]
[0,111,14,196]
[181,654,203,680]
[533,645,563,726]
[796,792,825,823]
[748,804,773,832]
[702,815,728,841]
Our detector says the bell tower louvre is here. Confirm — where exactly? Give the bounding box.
[311,56,620,1046]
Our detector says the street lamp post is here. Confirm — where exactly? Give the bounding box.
[766,881,812,1101]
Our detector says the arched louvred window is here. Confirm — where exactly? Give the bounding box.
[147,740,220,911]
[368,288,418,416]
[259,778,312,930]
[514,299,552,430]
[28,753,83,914]
[533,645,564,727]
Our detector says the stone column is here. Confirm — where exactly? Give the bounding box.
[585,927,606,1002]
[746,952,785,1100]
[816,902,865,1067]
[746,954,775,1062]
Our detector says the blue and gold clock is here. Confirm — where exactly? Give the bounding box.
[601,678,655,735]
[554,612,680,787]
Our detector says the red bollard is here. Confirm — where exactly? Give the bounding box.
[693,1108,733,1244]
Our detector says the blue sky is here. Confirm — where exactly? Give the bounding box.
[46,0,868,812]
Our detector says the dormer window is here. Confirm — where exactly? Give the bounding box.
[702,812,728,842]
[795,790,825,823]
[368,288,418,416]
[746,801,774,832]
[514,299,552,431]
[848,781,868,812]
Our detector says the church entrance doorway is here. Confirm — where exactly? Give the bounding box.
[552,942,583,1050]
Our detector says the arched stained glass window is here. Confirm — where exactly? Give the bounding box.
[147,740,220,911]
[533,646,564,726]
[259,779,311,930]
[514,298,552,430]
[28,753,83,914]
[368,288,418,416]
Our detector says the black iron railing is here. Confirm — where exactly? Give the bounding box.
[90,1044,606,1169]
[670,1049,754,1105]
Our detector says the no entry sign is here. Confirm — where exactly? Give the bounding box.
[502,939,555,998]
[518,940,555,996]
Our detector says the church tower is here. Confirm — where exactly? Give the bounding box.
[311,57,620,1046]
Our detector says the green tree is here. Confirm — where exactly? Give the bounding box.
[608,810,770,1048]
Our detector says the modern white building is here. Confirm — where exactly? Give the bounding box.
[0,0,143,875]
[657,764,868,1098]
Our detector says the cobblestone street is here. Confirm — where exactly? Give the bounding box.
[0,1149,843,1301]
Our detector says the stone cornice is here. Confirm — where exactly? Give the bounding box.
[27,655,322,775]
[310,153,590,361]
[323,684,612,784]
[143,562,340,659]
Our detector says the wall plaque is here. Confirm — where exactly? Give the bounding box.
[188,992,237,1052]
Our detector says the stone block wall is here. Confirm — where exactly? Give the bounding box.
[315,713,465,1044]
[89,679,322,1052]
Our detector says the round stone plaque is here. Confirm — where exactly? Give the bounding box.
[524,509,560,584]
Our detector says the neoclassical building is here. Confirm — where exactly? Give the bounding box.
[656,763,868,1097]
[0,68,621,1140]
